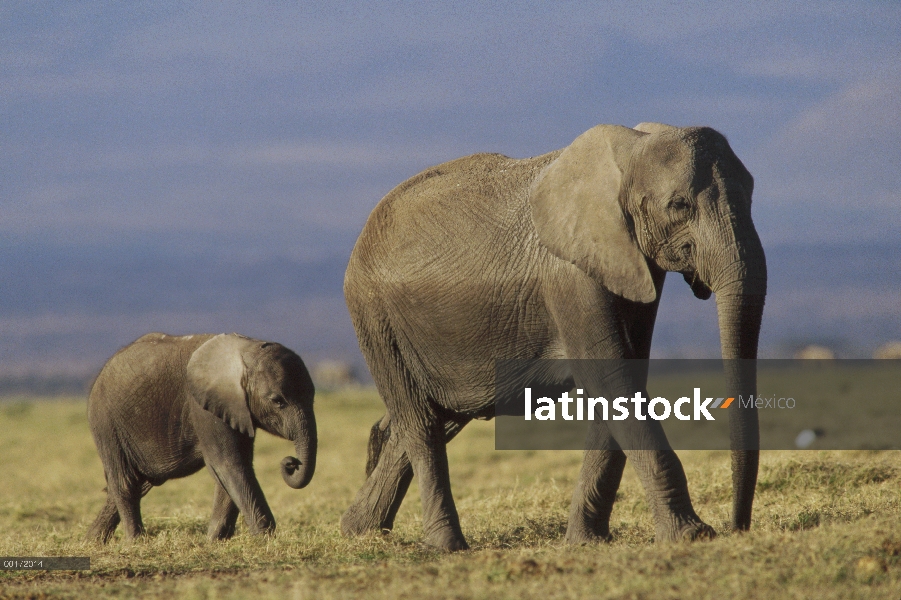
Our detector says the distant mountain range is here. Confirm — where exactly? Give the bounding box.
[0,239,897,393]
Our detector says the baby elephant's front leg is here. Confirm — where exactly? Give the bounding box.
[208,479,241,540]
[190,401,276,535]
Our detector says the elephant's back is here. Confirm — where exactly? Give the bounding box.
[346,150,559,290]
[88,334,212,472]
[90,334,213,400]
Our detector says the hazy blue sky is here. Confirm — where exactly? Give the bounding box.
[1,2,899,374]
[4,1,898,248]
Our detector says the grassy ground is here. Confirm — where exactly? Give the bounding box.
[1,389,899,599]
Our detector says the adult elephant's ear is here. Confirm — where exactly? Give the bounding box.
[529,124,656,303]
[188,334,255,437]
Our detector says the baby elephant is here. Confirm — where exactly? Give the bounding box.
[86,333,316,543]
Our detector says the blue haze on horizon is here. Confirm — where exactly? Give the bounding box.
[1,2,899,376]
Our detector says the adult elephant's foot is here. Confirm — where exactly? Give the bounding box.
[340,439,415,538]
[678,522,716,541]
[565,530,613,545]
[564,508,612,545]
[655,513,716,542]
[423,526,470,552]
[565,504,615,545]
[564,518,613,545]
[86,510,120,544]
[341,503,385,537]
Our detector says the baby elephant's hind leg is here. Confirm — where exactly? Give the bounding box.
[109,477,150,540]
[87,478,152,543]
[86,495,120,543]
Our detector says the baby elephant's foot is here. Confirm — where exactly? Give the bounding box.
[244,515,276,537]
[208,521,237,541]
[252,524,276,537]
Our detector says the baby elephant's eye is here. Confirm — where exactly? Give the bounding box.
[270,396,288,409]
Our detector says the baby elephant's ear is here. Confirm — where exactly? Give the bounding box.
[188,334,255,437]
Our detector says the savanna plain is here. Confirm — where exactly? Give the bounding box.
[1,387,899,599]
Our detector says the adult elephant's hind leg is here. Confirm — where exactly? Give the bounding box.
[341,423,414,536]
[341,417,470,537]
[208,479,240,540]
[88,479,152,542]
[399,411,468,551]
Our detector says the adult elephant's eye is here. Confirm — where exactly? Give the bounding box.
[270,396,287,409]
[669,197,691,211]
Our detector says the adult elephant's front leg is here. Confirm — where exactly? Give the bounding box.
[565,294,662,544]
[565,425,627,544]
[571,360,713,542]
[623,446,715,542]
[595,401,713,541]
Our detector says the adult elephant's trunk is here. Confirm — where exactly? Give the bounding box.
[280,412,317,489]
[709,233,767,531]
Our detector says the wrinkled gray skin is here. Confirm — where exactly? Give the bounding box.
[341,123,766,551]
[86,333,317,543]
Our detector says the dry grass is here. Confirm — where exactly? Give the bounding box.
[1,389,899,599]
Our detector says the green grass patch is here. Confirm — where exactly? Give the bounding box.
[1,390,899,598]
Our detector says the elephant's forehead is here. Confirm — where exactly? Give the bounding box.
[252,357,313,393]
[633,147,696,192]
[635,140,738,199]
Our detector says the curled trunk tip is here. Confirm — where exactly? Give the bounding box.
[280,456,314,489]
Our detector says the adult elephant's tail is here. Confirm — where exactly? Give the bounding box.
[366,415,392,477]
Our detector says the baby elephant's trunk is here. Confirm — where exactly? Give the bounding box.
[281,416,317,489]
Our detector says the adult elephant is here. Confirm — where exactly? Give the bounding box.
[341,123,766,550]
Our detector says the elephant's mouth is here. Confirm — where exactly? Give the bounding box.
[682,271,713,300]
